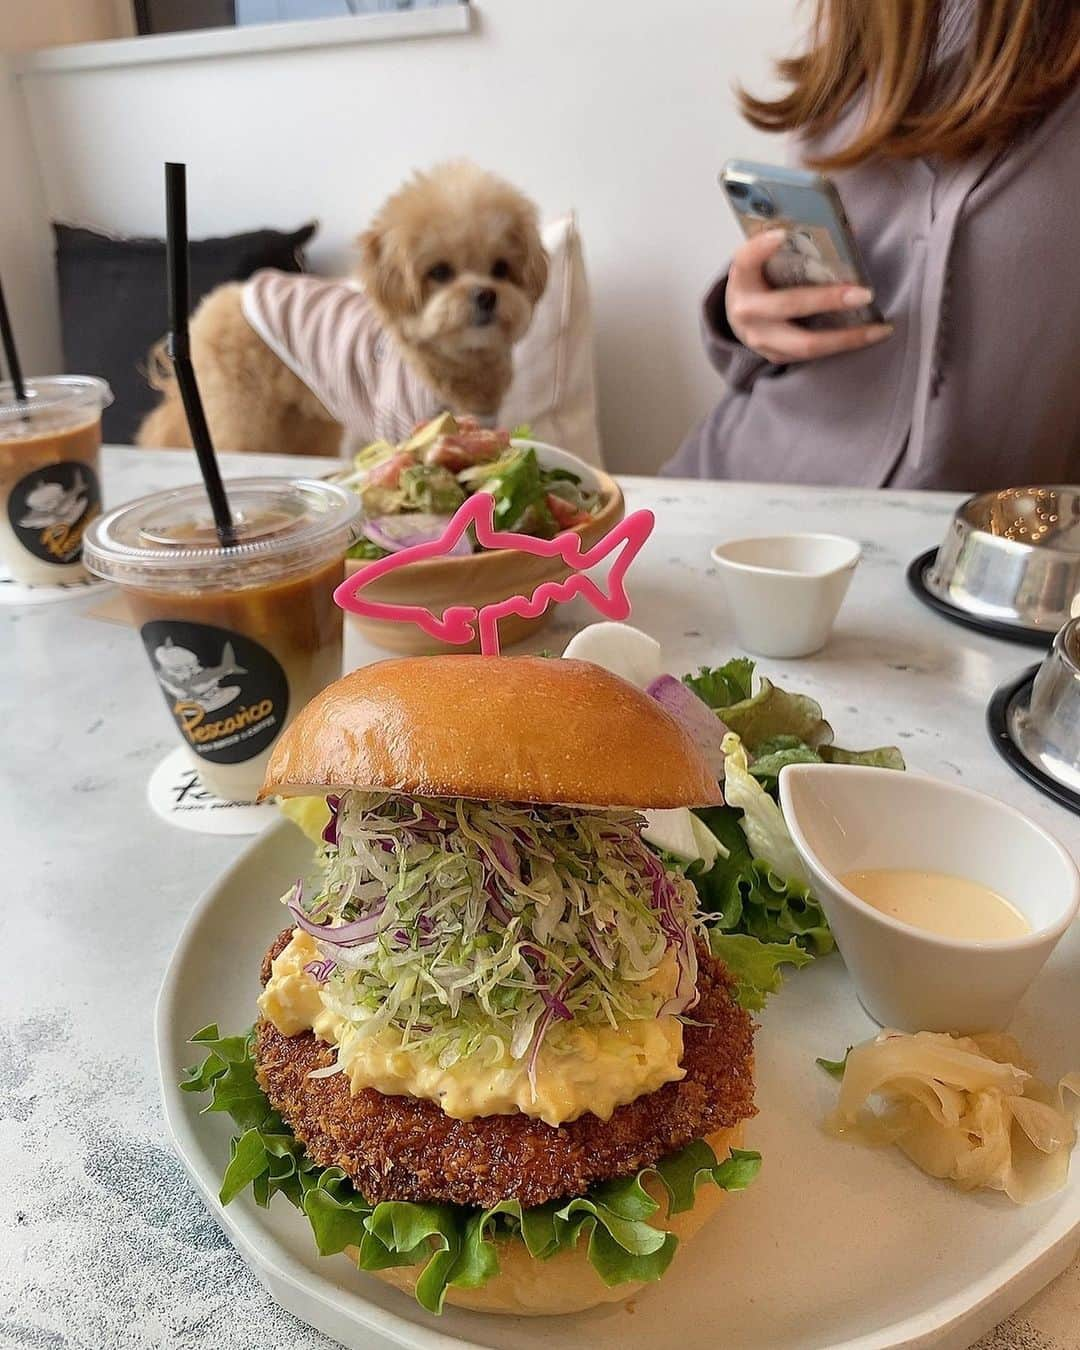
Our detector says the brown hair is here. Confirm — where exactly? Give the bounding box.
[740,0,1080,168]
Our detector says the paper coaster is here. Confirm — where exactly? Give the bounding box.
[0,565,111,607]
[147,746,278,835]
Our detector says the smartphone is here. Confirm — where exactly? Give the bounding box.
[720,159,882,329]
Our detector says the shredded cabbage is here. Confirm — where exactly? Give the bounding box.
[284,792,703,1077]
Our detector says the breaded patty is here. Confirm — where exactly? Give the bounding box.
[255,928,755,1209]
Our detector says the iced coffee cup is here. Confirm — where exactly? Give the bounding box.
[0,376,113,585]
[84,477,361,803]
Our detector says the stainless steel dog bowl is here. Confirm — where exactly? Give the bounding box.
[926,486,1080,636]
[1010,618,1080,796]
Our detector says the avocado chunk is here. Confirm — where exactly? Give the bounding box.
[402,411,458,452]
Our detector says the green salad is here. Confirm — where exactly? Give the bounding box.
[338,413,602,561]
[671,656,903,1008]
[561,625,905,1010]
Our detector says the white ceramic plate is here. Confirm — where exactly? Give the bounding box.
[156,818,1080,1350]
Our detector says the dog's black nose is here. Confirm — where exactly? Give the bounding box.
[472,287,498,321]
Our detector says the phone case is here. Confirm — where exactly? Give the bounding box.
[721,160,883,329]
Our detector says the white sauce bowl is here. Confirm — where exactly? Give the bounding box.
[778,763,1079,1033]
[711,533,860,659]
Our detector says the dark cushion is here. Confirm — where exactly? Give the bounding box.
[53,221,317,443]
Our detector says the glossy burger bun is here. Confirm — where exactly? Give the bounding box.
[260,655,722,809]
[347,1124,742,1317]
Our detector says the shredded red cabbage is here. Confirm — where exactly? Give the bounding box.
[392,922,438,949]
[539,987,574,1021]
[322,795,341,847]
[638,847,699,1016]
[491,837,520,878]
[528,963,582,1089]
[584,927,615,970]
[484,878,512,925]
[288,881,387,949]
[284,792,703,1083]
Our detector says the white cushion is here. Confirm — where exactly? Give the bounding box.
[500,213,604,468]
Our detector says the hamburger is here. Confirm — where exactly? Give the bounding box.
[186,654,758,1316]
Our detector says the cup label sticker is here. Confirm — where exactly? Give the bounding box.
[139,620,289,765]
[7,460,101,565]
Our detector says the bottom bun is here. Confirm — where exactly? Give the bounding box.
[345,1123,744,1317]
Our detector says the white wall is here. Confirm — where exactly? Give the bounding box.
[11,0,797,471]
[0,57,63,378]
[0,0,131,380]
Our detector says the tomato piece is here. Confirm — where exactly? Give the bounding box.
[546,492,590,529]
[367,450,417,488]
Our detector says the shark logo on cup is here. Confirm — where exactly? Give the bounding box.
[7,461,101,565]
[139,620,289,765]
[153,637,245,713]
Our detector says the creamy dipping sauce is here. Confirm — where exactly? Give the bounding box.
[839,868,1031,941]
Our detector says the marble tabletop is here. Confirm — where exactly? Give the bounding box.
[3,447,1077,1350]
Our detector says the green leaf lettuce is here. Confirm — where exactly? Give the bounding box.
[683,658,754,709]
[681,659,904,785]
[708,933,814,1012]
[815,1048,852,1080]
[182,1026,761,1314]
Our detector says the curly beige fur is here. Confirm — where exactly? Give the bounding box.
[136,162,547,455]
[357,160,547,416]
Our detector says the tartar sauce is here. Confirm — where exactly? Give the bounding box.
[840,868,1031,941]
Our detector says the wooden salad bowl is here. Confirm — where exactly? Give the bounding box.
[342,443,624,656]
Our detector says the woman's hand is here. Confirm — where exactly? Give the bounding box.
[726,228,893,363]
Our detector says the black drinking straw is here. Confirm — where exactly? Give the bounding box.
[0,273,27,402]
[164,161,236,547]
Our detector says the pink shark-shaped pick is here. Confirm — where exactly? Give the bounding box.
[334,492,654,655]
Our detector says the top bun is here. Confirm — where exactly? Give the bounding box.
[261,655,722,809]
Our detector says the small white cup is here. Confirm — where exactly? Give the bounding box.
[711,533,860,659]
[779,763,1080,1033]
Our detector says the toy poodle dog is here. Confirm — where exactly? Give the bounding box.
[136,161,549,455]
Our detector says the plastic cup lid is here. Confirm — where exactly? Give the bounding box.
[0,376,113,433]
[83,476,362,592]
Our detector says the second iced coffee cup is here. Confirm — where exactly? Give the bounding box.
[83,477,362,802]
[0,375,112,585]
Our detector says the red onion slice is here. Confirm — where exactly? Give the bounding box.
[646,674,727,780]
[361,512,472,555]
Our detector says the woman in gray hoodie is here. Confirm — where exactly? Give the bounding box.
[665,0,1080,490]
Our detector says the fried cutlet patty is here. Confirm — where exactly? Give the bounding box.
[254,928,756,1209]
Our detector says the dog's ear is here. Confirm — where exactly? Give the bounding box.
[357,226,417,321]
[516,222,549,306]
